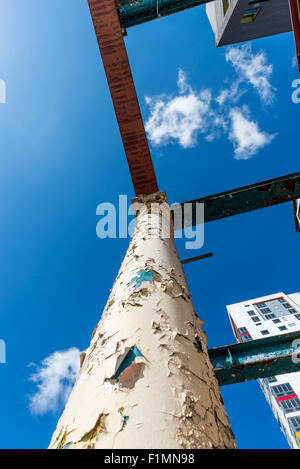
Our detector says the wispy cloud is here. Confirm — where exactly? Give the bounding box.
[28,348,80,415]
[225,44,275,105]
[145,44,276,160]
[229,106,275,160]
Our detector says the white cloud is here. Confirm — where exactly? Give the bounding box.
[225,44,275,105]
[28,347,80,415]
[229,106,276,160]
[145,46,276,159]
[145,71,217,148]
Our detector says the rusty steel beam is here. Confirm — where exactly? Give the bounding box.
[87,0,158,196]
[289,0,300,75]
[172,172,300,229]
[209,331,300,386]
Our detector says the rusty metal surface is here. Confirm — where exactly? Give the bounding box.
[289,0,300,75]
[209,331,300,386]
[118,0,212,29]
[172,172,300,229]
[87,0,158,196]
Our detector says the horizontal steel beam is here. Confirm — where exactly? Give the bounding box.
[87,0,158,196]
[118,0,211,29]
[208,331,300,386]
[172,172,300,229]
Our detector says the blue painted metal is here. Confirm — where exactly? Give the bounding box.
[112,346,143,381]
[118,0,211,29]
[172,172,300,229]
[131,269,154,289]
[208,331,300,386]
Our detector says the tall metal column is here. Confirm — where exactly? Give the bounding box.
[49,193,235,449]
[290,0,300,75]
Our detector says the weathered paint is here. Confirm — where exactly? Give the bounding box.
[118,0,213,29]
[112,346,143,381]
[172,172,300,229]
[209,331,300,386]
[87,0,158,196]
[289,0,300,75]
[49,192,235,449]
[130,270,155,289]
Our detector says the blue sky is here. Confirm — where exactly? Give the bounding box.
[0,0,299,449]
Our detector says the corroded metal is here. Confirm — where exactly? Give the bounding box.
[172,172,300,229]
[209,331,300,386]
[289,0,300,75]
[87,0,158,195]
[118,0,212,29]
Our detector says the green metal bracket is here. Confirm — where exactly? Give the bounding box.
[118,0,211,29]
[208,331,300,386]
[172,172,300,229]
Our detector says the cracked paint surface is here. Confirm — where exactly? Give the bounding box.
[130,270,154,289]
[49,191,235,450]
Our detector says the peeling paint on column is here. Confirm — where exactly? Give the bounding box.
[49,191,235,449]
[130,270,154,289]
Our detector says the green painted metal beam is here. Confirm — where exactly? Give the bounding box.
[172,172,300,229]
[118,0,211,29]
[208,331,300,386]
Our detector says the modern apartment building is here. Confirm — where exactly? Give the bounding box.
[227,292,300,449]
[206,0,293,46]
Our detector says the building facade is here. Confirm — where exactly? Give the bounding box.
[206,0,292,46]
[227,292,300,449]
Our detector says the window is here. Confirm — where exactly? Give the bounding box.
[289,308,296,314]
[255,323,262,326]
[256,302,266,308]
[278,326,287,331]
[223,0,232,15]
[272,383,294,397]
[261,330,269,336]
[280,398,300,414]
[252,316,260,322]
[289,416,300,432]
[288,323,296,327]
[261,308,271,313]
[279,298,286,303]
[247,310,256,316]
[271,384,300,414]
[266,376,277,383]
[240,8,261,24]
[295,314,300,320]
[273,319,281,324]
[238,327,252,342]
[265,313,276,320]
[283,303,291,309]
[288,416,300,447]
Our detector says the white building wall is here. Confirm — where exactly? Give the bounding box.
[227,292,300,449]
